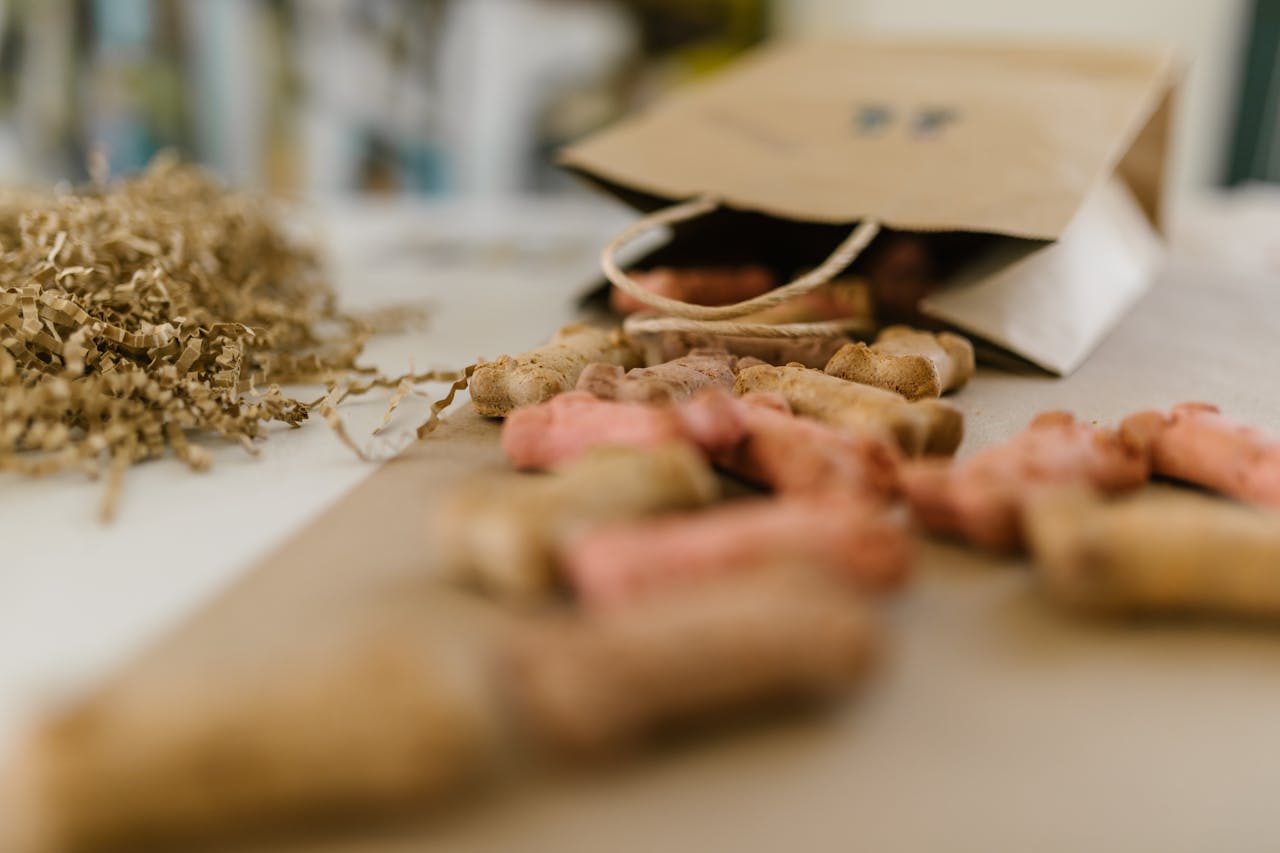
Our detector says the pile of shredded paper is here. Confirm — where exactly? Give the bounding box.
[0,156,461,518]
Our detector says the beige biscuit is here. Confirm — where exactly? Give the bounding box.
[9,612,507,852]
[1026,488,1280,618]
[734,363,962,456]
[435,443,720,600]
[470,324,640,418]
[824,326,974,400]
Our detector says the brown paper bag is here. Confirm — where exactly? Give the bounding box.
[560,38,1178,374]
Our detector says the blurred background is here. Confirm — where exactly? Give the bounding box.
[0,0,1273,203]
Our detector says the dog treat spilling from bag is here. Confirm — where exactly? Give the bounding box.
[636,330,853,369]
[501,387,746,470]
[1121,402,1280,507]
[564,495,911,608]
[609,266,775,315]
[901,412,1150,553]
[470,324,640,418]
[436,444,720,600]
[1026,489,1280,619]
[720,393,901,497]
[825,326,975,400]
[575,348,756,404]
[7,618,508,853]
[734,363,963,457]
[506,571,879,755]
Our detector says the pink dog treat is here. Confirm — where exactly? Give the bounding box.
[610,266,775,315]
[1121,403,1280,507]
[901,411,1150,553]
[505,570,879,755]
[719,395,900,497]
[501,388,746,470]
[564,495,911,608]
[574,349,747,405]
[739,278,874,327]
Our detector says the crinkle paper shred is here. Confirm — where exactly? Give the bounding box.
[0,157,377,517]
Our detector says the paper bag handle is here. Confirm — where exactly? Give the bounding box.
[601,195,880,339]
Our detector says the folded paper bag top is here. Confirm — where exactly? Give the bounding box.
[559,38,1178,375]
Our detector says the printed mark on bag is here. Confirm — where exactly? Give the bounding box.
[855,105,959,139]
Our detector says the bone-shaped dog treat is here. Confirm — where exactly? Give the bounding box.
[719,393,901,497]
[901,411,1150,553]
[5,614,507,852]
[436,444,720,600]
[1025,488,1280,618]
[470,324,640,417]
[636,330,853,369]
[1121,403,1280,507]
[824,326,975,400]
[609,265,775,315]
[734,363,962,456]
[506,571,879,755]
[501,387,745,470]
[564,495,911,609]
[575,348,749,405]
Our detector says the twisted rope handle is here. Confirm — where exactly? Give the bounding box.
[601,195,881,338]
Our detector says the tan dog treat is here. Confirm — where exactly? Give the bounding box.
[7,616,507,852]
[719,393,901,497]
[902,412,1150,553]
[564,494,911,608]
[734,363,962,456]
[575,348,744,405]
[636,330,852,369]
[436,444,720,600]
[470,324,640,417]
[824,326,975,400]
[506,571,879,755]
[1026,489,1280,618]
[609,265,775,315]
[1121,402,1280,507]
[501,387,745,470]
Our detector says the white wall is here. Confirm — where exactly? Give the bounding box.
[776,0,1250,199]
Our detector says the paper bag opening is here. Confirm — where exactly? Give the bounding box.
[561,38,1178,375]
